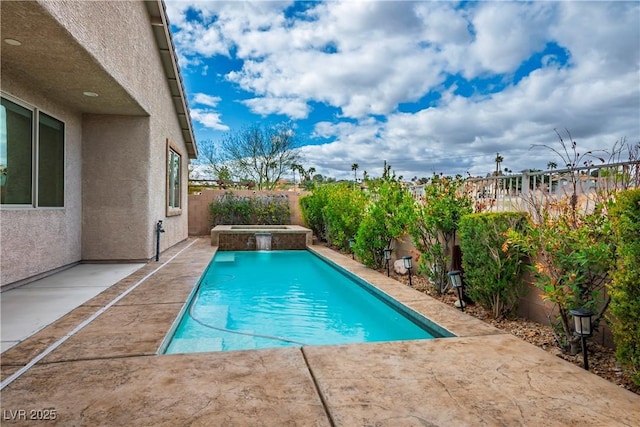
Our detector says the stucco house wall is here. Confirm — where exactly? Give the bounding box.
[82,115,153,261]
[1,0,195,286]
[0,79,83,285]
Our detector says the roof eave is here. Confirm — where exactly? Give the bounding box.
[146,0,198,159]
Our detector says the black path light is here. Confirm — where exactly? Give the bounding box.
[448,270,465,312]
[570,308,594,370]
[383,248,392,277]
[348,238,355,259]
[402,255,413,287]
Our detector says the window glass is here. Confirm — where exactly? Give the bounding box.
[1,98,33,205]
[38,112,64,207]
[168,147,181,210]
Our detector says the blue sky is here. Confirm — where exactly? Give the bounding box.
[165,0,640,180]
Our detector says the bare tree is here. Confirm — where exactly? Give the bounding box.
[219,122,302,190]
[532,129,607,222]
[195,138,227,181]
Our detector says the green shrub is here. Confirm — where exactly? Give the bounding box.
[506,199,614,353]
[209,193,290,225]
[407,175,472,293]
[459,212,528,318]
[608,189,640,385]
[209,193,251,225]
[321,183,368,249]
[299,186,329,239]
[354,177,415,268]
[299,183,368,249]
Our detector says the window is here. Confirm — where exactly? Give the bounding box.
[167,141,182,215]
[1,95,64,207]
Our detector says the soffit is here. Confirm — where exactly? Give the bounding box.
[0,1,147,116]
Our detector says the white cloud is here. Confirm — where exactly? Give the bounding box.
[190,108,229,131]
[192,93,221,108]
[302,53,639,180]
[241,97,310,120]
[166,1,640,181]
[415,3,471,45]
[170,1,451,119]
[467,2,555,75]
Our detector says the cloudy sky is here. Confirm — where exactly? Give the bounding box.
[165,0,640,180]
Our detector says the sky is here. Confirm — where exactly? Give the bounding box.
[165,0,640,181]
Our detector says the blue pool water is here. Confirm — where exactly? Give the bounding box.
[165,250,447,353]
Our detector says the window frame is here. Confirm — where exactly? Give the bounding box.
[166,139,182,217]
[0,93,65,209]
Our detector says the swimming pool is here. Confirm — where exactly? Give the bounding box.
[164,250,452,353]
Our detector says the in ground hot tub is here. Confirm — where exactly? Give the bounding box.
[211,225,313,250]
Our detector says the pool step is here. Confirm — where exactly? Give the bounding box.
[167,337,223,353]
[222,331,257,350]
[191,305,230,328]
[214,253,235,263]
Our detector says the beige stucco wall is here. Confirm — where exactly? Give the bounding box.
[82,115,152,260]
[1,0,191,284]
[0,76,83,286]
[66,0,189,261]
[40,0,152,112]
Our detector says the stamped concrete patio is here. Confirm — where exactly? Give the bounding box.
[1,238,639,426]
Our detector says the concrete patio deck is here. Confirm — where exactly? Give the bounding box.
[1,237,638,426]
[1,263,144,353]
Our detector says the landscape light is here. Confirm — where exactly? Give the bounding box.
[448,270,465,312]
[383,248,392,277]
[402,256,413,287]
[570,308,594,370]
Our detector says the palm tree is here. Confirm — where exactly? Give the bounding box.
[291,163,302,187]
[351,163,359,182]
[494,153,504,176]
[547,161,557,170]
[494,153,504,198]
[306,167,316,181]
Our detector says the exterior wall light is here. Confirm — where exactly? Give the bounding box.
[383,248,392,277]
[570,308,594,370]
[402,255,413,287]
[447,270,465,312]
